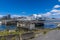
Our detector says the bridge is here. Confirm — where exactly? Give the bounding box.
[1,19,60,28]
[1,19,18,25]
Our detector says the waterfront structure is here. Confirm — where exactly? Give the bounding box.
[1,19,45,30]
[22,32,35,40]
[0,21,2,25]
[57,24,60,28]
[17,20,44,30]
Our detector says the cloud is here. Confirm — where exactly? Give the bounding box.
[32,14,38,18]
[58,0,60,2]
[42,4,60,18]
[37,14,42,17]
[42,6,60,18]
[0,15,4,18]
[11,15,21,18]
[21,12,26,14]
[32,14,42,18]
[42,12,51,17]
[51,9,60,13]
[54,5,60,8]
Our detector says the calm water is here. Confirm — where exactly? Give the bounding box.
[44,19,59,29]
[44,23,57,28]
[0,25,17,31]
[0,20,60,30]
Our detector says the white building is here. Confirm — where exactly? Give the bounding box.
[17,20,44,30]
[0,21,2,25]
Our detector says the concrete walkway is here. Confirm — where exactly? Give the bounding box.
[31,30,60,40]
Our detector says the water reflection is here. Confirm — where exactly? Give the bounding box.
[0,25,17,31]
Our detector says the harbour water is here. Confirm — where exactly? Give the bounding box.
[44,23,57,29]
[44,19,59,29]
[0,25,17,31]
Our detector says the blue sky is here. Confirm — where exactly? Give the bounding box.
[0,0,60,16]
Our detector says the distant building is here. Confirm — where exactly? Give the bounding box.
[7,14,11,19]
[2,14,11,20]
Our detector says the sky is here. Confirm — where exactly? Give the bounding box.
[0,0,60,18]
